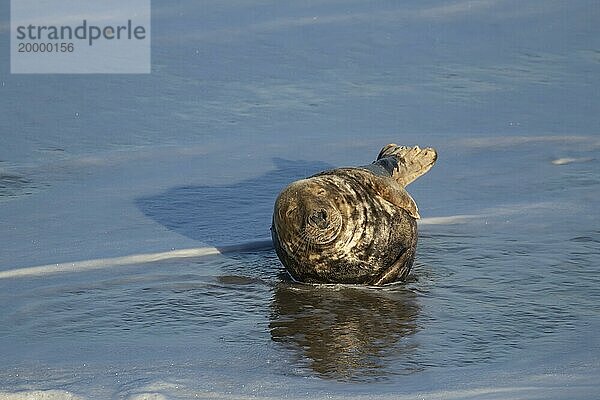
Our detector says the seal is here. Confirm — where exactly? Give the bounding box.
[271,144,437,285]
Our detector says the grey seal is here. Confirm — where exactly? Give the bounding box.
[271,144,437,285]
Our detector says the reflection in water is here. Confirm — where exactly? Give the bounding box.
[270,282,421,381]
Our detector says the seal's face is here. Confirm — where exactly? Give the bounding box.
[273,178,343,248]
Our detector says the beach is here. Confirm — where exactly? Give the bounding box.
[1,1,599,398]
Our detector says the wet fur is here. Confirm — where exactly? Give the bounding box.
[272,144,436,285]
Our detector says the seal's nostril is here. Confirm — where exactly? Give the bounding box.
[309,208,329,228]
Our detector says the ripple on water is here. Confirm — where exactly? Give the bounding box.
[1,258,277,341]
[0,221,598,383]
[0,173,40,201]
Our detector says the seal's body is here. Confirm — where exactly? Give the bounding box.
[271,144,437,285]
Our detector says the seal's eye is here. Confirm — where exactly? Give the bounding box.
[309,208,329,229]
[316,188,326,196]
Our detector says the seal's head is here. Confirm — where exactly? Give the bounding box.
[273,178,343,249]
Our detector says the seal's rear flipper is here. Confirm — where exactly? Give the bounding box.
[376,144,437,187]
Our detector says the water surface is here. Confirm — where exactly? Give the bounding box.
[1,1,599,398]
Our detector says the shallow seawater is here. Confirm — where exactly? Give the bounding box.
[1,1,600,399]
[0,139,598,399]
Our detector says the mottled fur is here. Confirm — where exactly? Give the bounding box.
[272,144,437,285]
